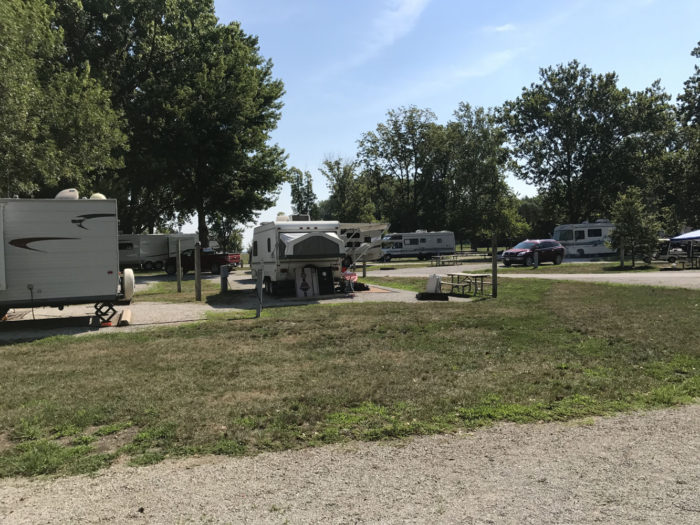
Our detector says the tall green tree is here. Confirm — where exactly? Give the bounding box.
[357,106,437,230]
[319,157,376,223]
[675,41,700,229]
[289,167,318,217]
[608,188,659,268]
[0,0,125,198]
[56,1,287,240]
[499,60,674,224]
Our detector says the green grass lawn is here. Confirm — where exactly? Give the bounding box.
[1,278,698,477]
[492,262,661,274]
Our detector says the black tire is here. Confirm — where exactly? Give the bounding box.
[263,277,272,295]
[524,255,534,267]
[383,254,392,262]
[165,262,176,275]
[210,263,220,275]
[668,256,677,264]
[554,254,563,265]
[503,261,511,267]
[154,261,163,270]
[643,255,651,264]
[143,261,153,271]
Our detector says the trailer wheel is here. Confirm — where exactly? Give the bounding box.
[143,261,153,271]
[154,261,163,270]
[165,262,176,275]
[120,268,135,303]
[210,263,221,275]
[668,256,677,264]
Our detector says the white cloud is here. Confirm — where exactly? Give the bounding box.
[483,23,516,33]
[340,0,432,71]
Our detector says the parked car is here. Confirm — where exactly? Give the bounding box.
[502,239,566,266]
[165,248,241,275]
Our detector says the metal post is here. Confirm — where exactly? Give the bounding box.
[491,234,498,298]
[362,260,366,278]
[220,265,229,293]
[194,242,202,301]
[176,239,182,293]
[256,270,263,318]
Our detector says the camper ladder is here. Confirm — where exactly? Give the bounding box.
[94,302,118,325]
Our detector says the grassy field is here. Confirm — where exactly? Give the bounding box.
[0,278,698,478]
[493,262,661,274]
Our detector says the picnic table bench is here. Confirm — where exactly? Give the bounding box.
[443,273,491,296]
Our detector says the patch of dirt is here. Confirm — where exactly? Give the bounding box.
[93,426,141,455]
[0,433,12,453]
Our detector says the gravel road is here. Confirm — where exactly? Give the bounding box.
[1,404,698,524]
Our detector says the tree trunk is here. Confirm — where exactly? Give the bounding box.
[619,239,625,268]
[491,234,498,298]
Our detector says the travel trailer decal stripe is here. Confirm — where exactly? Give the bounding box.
[10,237,78,252]
[72,213,116,229]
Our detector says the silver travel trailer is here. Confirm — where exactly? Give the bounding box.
[552,219,616,257]
[340,222,390,265]
[250,218,345,296]
[380,230,455,261]
[118,233,197,270]
[0,191,134,321]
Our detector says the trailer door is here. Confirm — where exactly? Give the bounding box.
[0,203,5,290]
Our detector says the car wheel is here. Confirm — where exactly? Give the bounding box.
[210,263,220,275]
[263,277,275,295]
[643,255,651,264]
[524,255,534,267]
[383,254,392,262]
[504,261,511,267]
[668,256,677,263]
[554,254,563,265]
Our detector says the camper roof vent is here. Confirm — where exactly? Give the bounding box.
[277,215,291,222]
[89,193,106,200]
[291,214,310,221]
[55,188,79,200]
[595,218,609,223]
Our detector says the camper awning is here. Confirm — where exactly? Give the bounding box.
[279,231,344,256]
[671,230,700,241]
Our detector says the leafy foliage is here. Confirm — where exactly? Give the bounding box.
[608,188,660,267]
[289,167,318,217]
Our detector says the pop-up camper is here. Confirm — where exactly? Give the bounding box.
[0,191,134,322]
[251,218,345,296]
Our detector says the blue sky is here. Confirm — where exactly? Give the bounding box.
[205,0,699,243]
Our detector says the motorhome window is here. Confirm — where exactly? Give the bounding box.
[253,241,258,257]
[407,239,419,245]
[394,242,403,249]
[575,230,585,241]
[555,230,573,241]
[437,238,442,243]
[420,238,426,243]
[267,238,271,252]
[587,228,602,237]
[119,243,133,250]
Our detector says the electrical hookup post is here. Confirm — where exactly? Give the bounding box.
[194,242,202,301]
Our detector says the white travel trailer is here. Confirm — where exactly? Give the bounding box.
[0,192,134,322]
[251,219,345,296]
[118,233,197,270]
[380,230,455,261]
[552,219,616,257]
[340,222,390,265]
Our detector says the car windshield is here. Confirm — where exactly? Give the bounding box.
[513,241,536,249]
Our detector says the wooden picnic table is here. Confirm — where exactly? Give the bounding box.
[445,273,491,296]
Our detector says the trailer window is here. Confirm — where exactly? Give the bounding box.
[119,243,133,250]
[575,230,585,241]
[587,228,602,238]
[407,239,418,245]
[420,238,426,243]
[437,238,442,243]
[267,238,271,252]
[253,241,258,257]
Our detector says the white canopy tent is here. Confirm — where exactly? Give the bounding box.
[671,230,700,241]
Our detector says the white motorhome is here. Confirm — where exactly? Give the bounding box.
[118,233,197,270]
[0,191,134,322]
[380,230,455,261]
[552,219,616,257]
[250,219,345,296]
[340,222,389,265]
